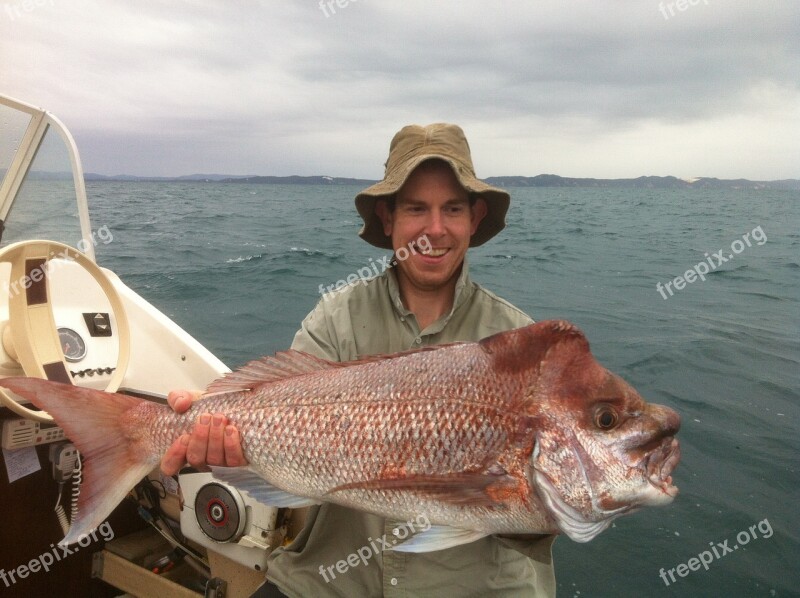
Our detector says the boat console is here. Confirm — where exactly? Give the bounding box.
[0,94,280,597]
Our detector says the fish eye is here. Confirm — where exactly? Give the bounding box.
[594,405,619,430]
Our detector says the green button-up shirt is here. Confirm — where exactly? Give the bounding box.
[266,262,557,597]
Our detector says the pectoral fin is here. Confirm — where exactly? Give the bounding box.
[389,525,489,553]
[328,469,520,508]
[209,466,320,508]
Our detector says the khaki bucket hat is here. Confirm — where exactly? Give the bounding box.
[355,123,510,249]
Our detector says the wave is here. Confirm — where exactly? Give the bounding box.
[288,246,326,256]
[226,254,264,264]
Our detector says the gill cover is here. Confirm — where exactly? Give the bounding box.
[531,433,628,542]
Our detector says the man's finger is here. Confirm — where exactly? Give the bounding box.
[224,425,248,467]
[206,414,228,466]
[167,390,202,414]
[186,413,212,467]
[160,434,190,476]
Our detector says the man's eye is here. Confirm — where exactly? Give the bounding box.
[445,205,466,215]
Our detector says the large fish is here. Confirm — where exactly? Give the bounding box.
[0,320,680,550]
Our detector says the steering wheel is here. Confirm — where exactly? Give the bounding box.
[0,240,130,423]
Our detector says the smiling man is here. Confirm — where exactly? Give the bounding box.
[162,123,556,597]
[372,158,486,330]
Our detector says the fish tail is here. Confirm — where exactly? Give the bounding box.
[0,377,166,545]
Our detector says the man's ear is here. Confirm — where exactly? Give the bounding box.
[375,199,394,236]
[470,197,488,235]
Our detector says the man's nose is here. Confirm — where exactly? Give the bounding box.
[425,209,445,236]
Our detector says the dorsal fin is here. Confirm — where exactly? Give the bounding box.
[205,350,344,394]
[205,341,471,395]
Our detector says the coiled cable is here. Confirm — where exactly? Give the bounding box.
[70,452,82,526]
[54,483,70,535]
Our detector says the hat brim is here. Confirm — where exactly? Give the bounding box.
[355,155,510,249]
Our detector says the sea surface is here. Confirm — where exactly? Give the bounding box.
[80,182,800,596]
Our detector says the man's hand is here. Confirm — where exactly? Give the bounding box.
[160,390,249,476]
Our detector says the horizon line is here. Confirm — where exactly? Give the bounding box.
[81,172,800,183]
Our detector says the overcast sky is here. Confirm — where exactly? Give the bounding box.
[2,1,798,180]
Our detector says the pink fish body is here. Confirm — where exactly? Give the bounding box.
[0,320,680,550]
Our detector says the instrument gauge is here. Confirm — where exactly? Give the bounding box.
[58,327,87,362]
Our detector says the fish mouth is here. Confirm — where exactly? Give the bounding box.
[643,437,681,501]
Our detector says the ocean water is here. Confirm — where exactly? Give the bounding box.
[86,181,798,597]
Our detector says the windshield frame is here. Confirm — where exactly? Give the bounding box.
[0,94,96,261]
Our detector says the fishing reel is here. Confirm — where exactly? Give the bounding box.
[179,471,282,571]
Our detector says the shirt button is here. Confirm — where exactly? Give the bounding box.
[390,578,398,586]
[414,338,421,344]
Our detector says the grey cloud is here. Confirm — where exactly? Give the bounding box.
[2,0,797,178]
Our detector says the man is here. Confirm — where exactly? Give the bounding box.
[162,123,557,596]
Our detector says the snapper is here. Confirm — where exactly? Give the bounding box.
[0,320,680,550]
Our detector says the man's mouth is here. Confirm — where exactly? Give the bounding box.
[419,247,448,257]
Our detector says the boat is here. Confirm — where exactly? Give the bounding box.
[0,93,281,597]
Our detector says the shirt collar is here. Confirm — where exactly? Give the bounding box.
[386,258,475,332]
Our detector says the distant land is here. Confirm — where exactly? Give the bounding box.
[69,172,799,191]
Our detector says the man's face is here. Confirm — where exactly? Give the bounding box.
[376,161,487,293]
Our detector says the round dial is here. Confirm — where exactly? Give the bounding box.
[57,327,87,362]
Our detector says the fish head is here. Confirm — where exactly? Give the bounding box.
[513,322,681,542]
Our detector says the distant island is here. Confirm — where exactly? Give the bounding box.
[78,172,798,190]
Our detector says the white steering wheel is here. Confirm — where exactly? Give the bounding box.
[0,240,130,423]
